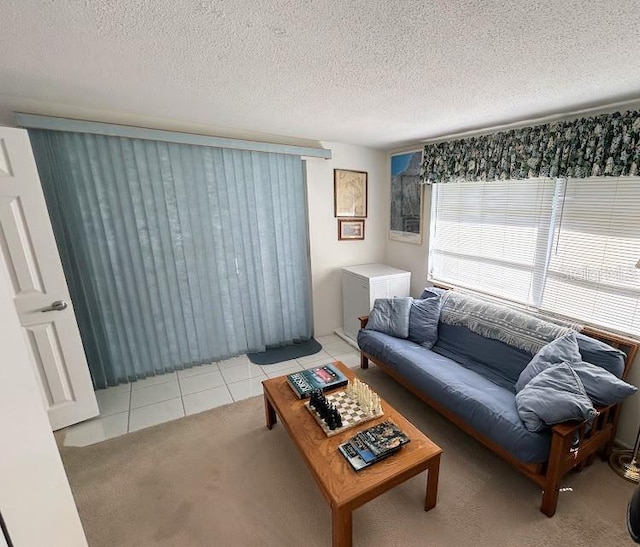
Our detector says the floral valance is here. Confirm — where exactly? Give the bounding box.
[422,110,640,184]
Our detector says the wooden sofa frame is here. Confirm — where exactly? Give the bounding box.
[358,315,638,517]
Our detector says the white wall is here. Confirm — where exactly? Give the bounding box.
[306,142,387,336]
[385,181,432,297]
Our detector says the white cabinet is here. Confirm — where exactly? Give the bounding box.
[341,264,411,340]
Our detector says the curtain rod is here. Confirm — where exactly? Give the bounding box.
[417,96,640,146]
[14,113,332,160]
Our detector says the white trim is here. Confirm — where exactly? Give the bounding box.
[14,113,332,159]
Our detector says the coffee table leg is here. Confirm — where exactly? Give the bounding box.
[425,453,441,511]
[264,392,277,429]
[332,506,352,547]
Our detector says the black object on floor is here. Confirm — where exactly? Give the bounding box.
[248,339,322,365]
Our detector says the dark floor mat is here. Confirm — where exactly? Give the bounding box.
[248,338,322,365]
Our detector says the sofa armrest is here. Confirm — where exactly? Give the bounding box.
[359,315,369,328]
[551,421,586,438]
[551,403,614,438]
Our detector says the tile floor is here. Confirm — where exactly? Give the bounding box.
[63,334,360,447]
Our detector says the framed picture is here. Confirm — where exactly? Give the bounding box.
[389,150,424,244]
[338,219,365,240]
[334,169,367,217]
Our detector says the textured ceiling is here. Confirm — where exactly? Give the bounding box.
[1,0,640,149]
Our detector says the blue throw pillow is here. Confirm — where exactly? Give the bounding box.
[516,363,597,432]
[575,332,626,378]
[569,360,637,406]
[516,332,637,406]
[419,286,446,300]
[365,297,413,339]
[407,296,441,348]
[515,332,581,392]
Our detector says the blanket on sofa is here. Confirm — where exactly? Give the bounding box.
[440,291,572,354]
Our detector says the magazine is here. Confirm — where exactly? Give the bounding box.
[339,420,410,471]
[286,363,348,399]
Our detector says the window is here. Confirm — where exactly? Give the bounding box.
[429,177,640,336]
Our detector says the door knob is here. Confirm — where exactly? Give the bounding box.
[41,300,68,312]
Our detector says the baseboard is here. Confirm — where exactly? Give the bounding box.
[614,438,633,450]
[333,328,359,350]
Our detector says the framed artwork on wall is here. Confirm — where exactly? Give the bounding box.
[334,169,368,217]
[389,150,424,244]
[338,218,365,240]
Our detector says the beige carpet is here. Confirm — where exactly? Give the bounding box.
[60,366,637,547]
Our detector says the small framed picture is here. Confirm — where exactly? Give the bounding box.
[334,169,368,217]
[338,219,365,240]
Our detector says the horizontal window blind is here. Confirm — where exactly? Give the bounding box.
[429,176,640,337]
[543,177,640,336]
[430,179,556,304]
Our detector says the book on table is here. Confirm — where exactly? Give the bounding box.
[339,420,410,471]
[286,362,348,399]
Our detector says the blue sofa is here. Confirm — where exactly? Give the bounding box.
[357,291,638,517]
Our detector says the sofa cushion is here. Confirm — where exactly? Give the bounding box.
[365,297,412,338]
[433,323,532,391]
[407,296,441,348]
[515,332,582,392]
[358,329,551,463]
[516,363,597,432]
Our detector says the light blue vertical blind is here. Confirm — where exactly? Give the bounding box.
[29,130,313,388]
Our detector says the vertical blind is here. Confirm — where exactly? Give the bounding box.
[430,177,640,336]
[29,129,314,388]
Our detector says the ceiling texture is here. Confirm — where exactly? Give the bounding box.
[1,0,640,149]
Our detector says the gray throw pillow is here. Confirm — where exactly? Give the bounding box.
[365,297,413,339]
[515,332,581,392]
[569,360,637,406]
[407,296,441,348]
[516,363,597,432]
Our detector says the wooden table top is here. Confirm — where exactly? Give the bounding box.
[262,360,442,510]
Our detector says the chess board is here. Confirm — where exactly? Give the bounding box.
[304,390,384,437]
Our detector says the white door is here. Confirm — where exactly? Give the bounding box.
[0,249,88,546]
[0,126,98,430]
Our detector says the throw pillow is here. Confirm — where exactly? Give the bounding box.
[516,332,638,407]
[515,332,581,392]
[516,363,597,432]
[365,297,413,339]
[407,296,441,348]
[575,332,626,377]
[569,360,637,406]
[419,286,446,300]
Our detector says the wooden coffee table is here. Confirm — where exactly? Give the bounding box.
[262,360,442,547]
